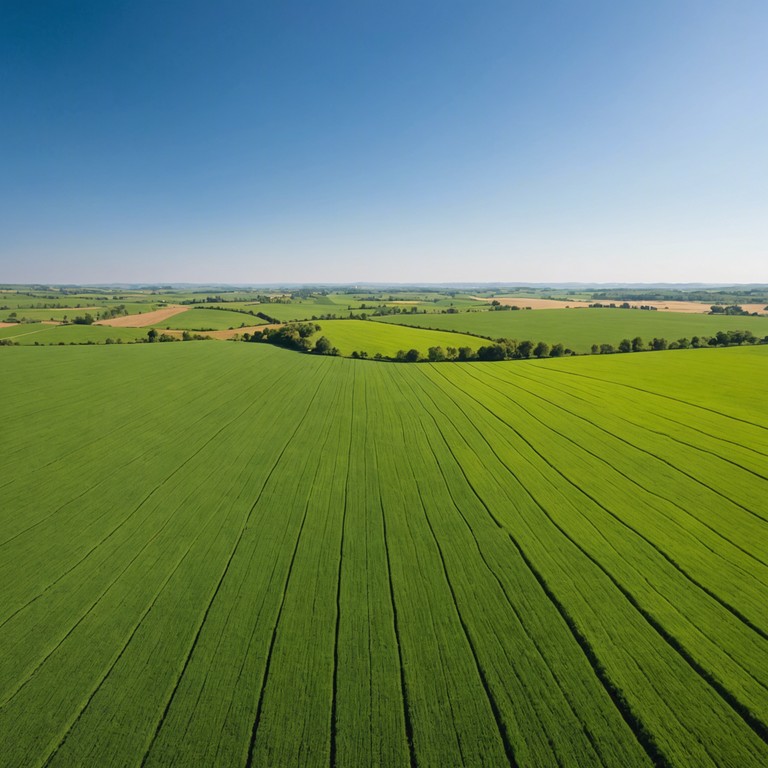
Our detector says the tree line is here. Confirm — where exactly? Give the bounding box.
[237,322,768,363]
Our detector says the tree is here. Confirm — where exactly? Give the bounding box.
[428,346,446,362]
[147,329,158,343]
[599,343,614,354]
[314,336,332,355]
[631,336,644,352]
[496,338,518,357]
[457,346,474,361]
[549,343,565,357]
[405,348,421,362]
[477,344,506,361]
[618,339,631,353]
[533,341,550,358]
[517,340,534,358]
[590,344,599,355]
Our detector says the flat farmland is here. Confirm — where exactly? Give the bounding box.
[1,343,767,767]
[0,323,149,345]
[244,301,354,322]
[152,307,262,331]
[311,319,481,357]
[375,308,768,351]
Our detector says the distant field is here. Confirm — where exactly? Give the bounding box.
[1,307,97,322]
[376,308,768,352]
[243,295,479,321]
[152,307,260,330]
[312,319,481,357]
[0,324,149,344]
[472,296,768,314]
[0,302,160,319]
[96,305,189,327]
[1,342,766,766]
[240,302,346,322]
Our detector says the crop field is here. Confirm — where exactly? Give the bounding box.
[152,307,262,331]
[243,295,478,321]
[0,323,149,345]
[376,308,768,351]
[1,302,165,320]
[244,301,363,322]
[310,319,481,357]
[1,343,767,767]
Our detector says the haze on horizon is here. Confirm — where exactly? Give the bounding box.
[2,1,766,285]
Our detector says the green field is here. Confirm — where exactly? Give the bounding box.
[242,294,478,322]
[312,319,481,357]
[376,308,768,352]
[1,342,766,766]
[1,302,160,322]
[243,299,371,322]
[0,323,150,345]
[153,307,262,330]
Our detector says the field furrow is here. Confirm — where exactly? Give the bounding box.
[1,343,766,767]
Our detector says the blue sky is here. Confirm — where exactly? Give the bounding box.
[2,1,766,284]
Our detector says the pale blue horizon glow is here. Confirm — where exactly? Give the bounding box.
[2,1,766,284]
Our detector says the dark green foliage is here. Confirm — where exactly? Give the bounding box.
[250,322,320,352]
[709,305,750,315]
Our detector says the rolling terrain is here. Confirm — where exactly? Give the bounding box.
[1,343,766,766]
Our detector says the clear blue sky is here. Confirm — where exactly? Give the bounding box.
[2,1,766,284]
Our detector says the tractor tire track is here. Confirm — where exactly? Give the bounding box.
[471,366,768,577]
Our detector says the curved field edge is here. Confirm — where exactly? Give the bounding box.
[374,308,768,353]
[0,343,766,767]
[309,319,482,357]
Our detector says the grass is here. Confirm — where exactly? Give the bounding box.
[0,342,766,766]
[375,307,768,352]
[311,319,481,357]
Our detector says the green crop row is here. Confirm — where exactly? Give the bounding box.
[0,343,766,766]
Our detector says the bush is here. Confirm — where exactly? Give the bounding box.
[428,346,446,362]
